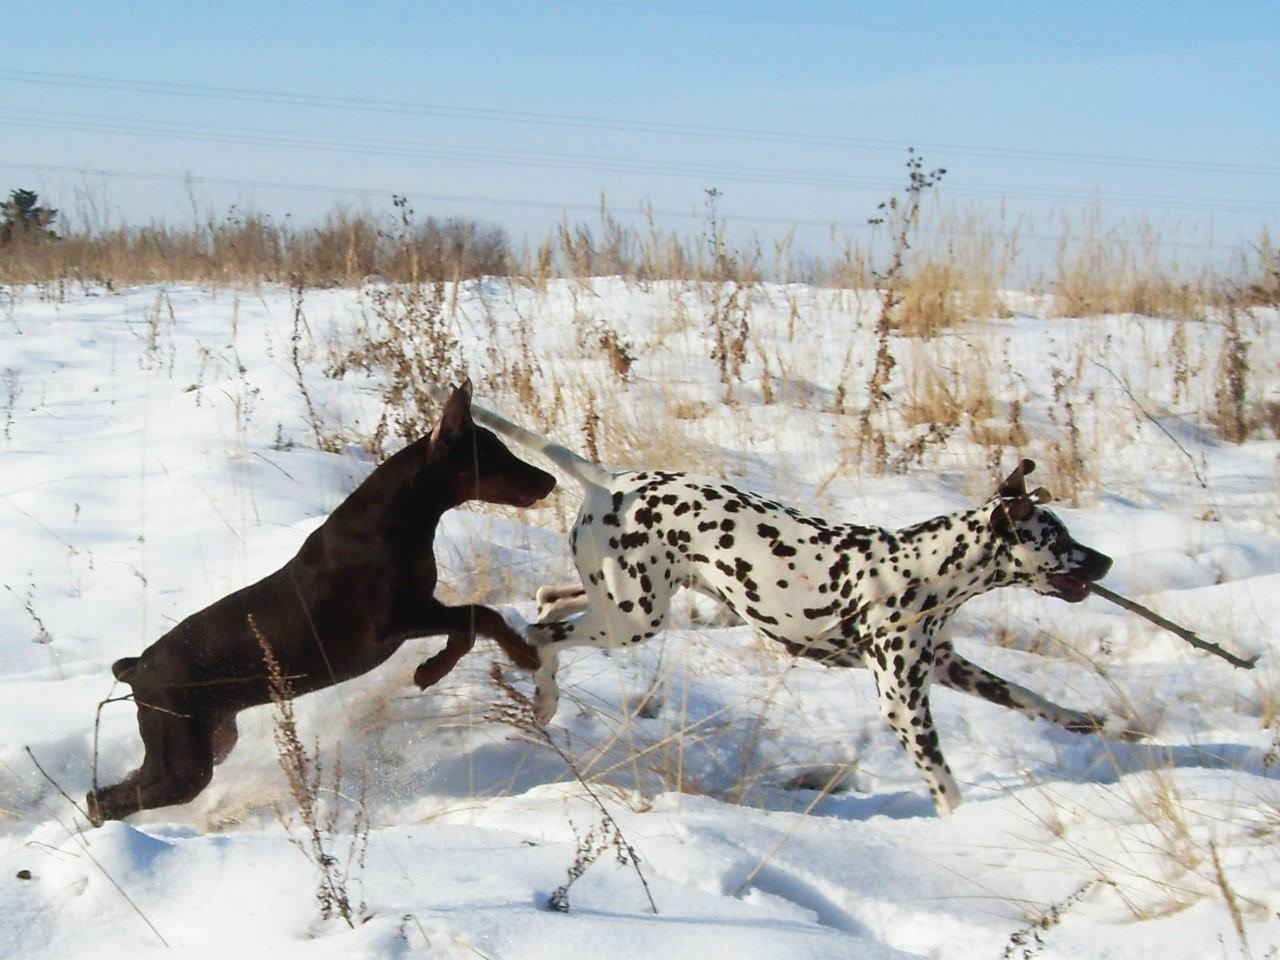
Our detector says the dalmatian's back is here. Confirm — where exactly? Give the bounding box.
[577,470,909,657]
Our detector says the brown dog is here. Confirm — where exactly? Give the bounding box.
[87,382,555,824]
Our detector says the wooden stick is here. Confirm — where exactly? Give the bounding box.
[1090,584,1259,670]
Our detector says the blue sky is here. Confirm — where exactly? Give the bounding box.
[2,1,1276,261]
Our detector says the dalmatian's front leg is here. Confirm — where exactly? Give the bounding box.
[932,643,1115,736]
[867,633,962,816]
[525,605,646,724]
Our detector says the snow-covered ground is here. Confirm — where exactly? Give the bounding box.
[1,281,1278,958]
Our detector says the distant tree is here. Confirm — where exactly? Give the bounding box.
[0,189,58,244]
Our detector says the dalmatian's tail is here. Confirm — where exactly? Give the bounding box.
[470,402,614,491]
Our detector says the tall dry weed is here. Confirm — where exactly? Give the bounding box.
[252,616,370,929]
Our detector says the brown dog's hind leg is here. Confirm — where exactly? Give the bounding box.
[87,703,216,825]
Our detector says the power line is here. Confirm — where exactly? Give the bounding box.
[563,0,1280,65]
[1,66,1276,179]
[3,109,1276,218]
[0,159,1244,253]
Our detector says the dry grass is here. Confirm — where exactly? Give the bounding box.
[1050,207,1211,320]
[897,337,1029,470]
[486,663,658,914]
[2,366,19,443]
[1232,230,1279,309]
[29,175,1259,478]
[1024,765,1275,934]
[323,210,469,458]
[3,179,1265,322]
[0,201,509,289]
[253,616,371,929]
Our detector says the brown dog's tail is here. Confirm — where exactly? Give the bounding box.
[112,656,140,683]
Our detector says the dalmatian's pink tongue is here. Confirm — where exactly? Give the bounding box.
[1049,574,1091,603]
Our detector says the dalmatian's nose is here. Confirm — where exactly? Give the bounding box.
[1077,548,1112,581]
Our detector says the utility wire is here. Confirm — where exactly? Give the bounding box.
[1,67,1276,178]
[3,109,1276,217]
[0,158,1245,253]
[560,0,1280,65]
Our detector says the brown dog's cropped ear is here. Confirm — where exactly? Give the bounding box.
[431,381,474,446]
[1030,486,1052,504]
[997,458,1035,499]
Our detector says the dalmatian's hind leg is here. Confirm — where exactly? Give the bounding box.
[535,582,589,623]
[524,608,623,724]
[525,588,675,724]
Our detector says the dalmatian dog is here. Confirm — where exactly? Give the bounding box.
[470,405,1125,814]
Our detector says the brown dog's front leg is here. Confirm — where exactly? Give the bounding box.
[470,605,540,672]
[409,604,538,690]
[413,633,475,689]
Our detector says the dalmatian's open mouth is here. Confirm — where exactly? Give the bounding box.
[1048,573,1091,603]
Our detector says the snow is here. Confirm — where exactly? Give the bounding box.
[1,280,1278,958]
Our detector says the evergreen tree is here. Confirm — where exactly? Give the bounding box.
[0,189,58,243]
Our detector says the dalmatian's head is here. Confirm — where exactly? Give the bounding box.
[989,460,1112,603]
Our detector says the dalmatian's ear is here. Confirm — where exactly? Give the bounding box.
[990,496,1033,540]
[997,459,1035,499]
[1030,486,1052,504]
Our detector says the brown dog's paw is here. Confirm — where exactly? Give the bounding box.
[84,790,107,828]
[413,654,452,690]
